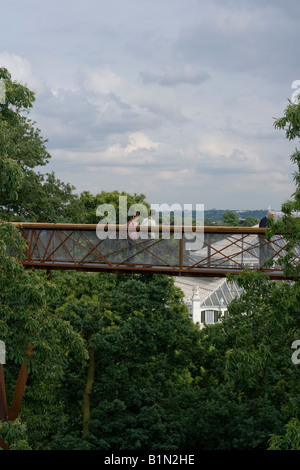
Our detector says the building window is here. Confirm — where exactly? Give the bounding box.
[201,310,219,324]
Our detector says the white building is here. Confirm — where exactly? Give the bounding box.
[174,276,243,328]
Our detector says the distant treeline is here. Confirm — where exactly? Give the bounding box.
[163,209,267,226]
[201,209,267,224]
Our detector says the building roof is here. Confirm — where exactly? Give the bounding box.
[174,276,243,308]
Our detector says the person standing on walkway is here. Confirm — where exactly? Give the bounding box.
[141,210,156,264]
[259,210,275,267]
[127,212,139,263]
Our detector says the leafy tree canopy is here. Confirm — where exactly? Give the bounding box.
[222,211,240,226]
[79,190,150,224]
[0,68,81,222]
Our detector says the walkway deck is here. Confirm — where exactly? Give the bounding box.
[12,222,296,279]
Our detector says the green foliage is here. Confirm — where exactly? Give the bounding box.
[267,99,300,276]
[0,419,31,450]
[184,270,300,450]
[79,190,150,224]
[268,418,300,450]
[0,224,87,375]
[0,224,88,449]
[241,216,259,226]
[46,268,300,450]
[274,99,300,141]
[221,212,258,227]
[204,210,263,225]
[43,272,202,450]
[3,69,300,451]
[0,67,81,222]
[0,154,23,202]
[222,211,240,226]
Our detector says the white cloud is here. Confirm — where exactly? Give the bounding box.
[0,52,46,95]
[83,66,122,95]
[51,132,161,166]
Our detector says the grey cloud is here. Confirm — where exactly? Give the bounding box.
[174,3,300,82]
[140,66,210,86]
[1,0,299,209]
[33,86,163,150]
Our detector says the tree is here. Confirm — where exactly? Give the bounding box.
[268,418,300,450]
[79,190,150,224]
[46,272,202,450]
[174,99,300,450]
[260,97,300,447]
[222,211,240,226]
[171,269,300,450]
[265,98,300,277]
[193,98,300,450]
[241,216,259,227]
[0,68,81,222]
[0,223,87,449]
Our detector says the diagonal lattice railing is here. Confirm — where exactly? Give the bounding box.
[12,223,299,279]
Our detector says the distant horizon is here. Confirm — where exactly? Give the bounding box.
[204,208,272,212]
[164,208,274,213]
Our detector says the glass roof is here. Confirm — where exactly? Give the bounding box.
[174,276,243,309]
[199,279,243,308]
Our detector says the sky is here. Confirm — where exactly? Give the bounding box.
[0,0,300,211]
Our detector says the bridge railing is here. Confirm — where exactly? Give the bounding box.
[12,223,297,278]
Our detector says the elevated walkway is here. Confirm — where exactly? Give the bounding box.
[12,222,297,279]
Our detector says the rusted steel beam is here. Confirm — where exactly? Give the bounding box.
[13,222,269,234]
[0,366,9,450]
[12,222,297,279]
[0,365,8,422]
[22,263,290,280]
[8,345,33,422]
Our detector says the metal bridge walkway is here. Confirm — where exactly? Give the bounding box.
[12,222,296,280]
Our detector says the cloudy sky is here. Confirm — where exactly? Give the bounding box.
[1,0,299,210]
